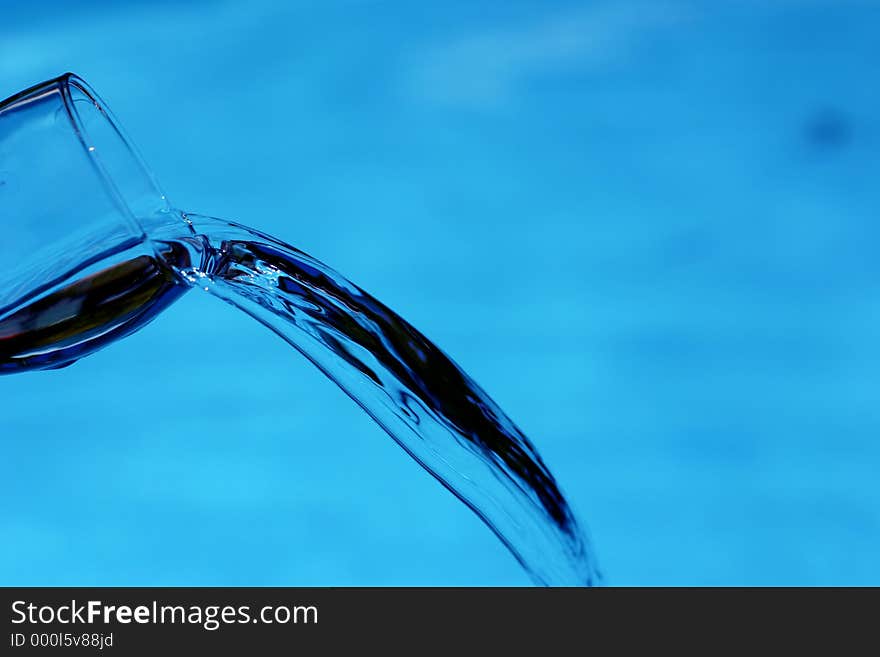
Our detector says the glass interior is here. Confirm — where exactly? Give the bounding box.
[0,73,172,312]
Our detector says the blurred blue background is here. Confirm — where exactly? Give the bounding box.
[2,0,879,585]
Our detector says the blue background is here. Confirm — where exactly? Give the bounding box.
[2,0,879,585]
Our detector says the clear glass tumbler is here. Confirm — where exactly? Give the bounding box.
[0,73,191,373]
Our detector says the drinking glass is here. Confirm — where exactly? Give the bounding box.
[0,73,191,372]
